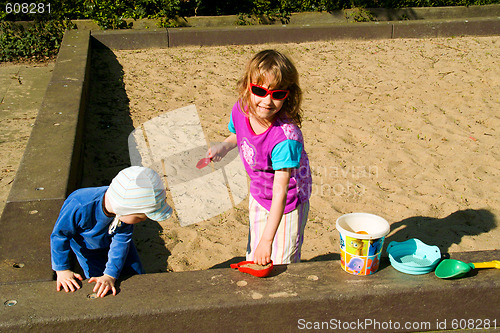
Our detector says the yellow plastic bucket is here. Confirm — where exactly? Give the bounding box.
[336,213,390,275]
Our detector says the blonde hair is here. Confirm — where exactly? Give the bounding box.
[237,49,303,127]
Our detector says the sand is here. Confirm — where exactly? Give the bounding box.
[84,36,498,273]
[0,62,55,215]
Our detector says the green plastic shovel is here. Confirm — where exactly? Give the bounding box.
[435,259,500,279]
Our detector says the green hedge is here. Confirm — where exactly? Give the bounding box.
[2,0,499,22]
[0,20,76,61]
[1,0,499,61]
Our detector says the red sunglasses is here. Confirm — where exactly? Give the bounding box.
[250,84,289,100]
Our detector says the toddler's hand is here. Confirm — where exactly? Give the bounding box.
[56,270,83,293]
[88,274,117,297]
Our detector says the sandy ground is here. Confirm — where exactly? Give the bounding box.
[84,36,498,273]
[0,62,55,215]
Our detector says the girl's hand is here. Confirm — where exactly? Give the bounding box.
[207,134,237,162]
[253,239,272,266]
[56,270,83,292]
[88,274,117,297]
[207,142,231,162]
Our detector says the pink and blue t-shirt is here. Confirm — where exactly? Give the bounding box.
[229,102,312,213]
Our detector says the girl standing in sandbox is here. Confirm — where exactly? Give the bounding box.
[208,49,312,265]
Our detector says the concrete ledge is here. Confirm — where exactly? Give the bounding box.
[0,31,90,289]
[167,23,394,47]
[6,79,88,202]
[1,251,499,331]
[393,17,500,38]
[0,200,64,284]
[50,30,91,83]
[91,29,169,50]
[90,17,499,50]
[6,30,90,203]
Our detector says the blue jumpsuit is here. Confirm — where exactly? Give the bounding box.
[50,186,144,279]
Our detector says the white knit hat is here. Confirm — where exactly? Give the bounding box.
[107,166,172,229]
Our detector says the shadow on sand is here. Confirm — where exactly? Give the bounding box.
[82,40,170,274]
[385,208,497,255]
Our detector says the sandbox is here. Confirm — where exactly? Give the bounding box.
[1,12,499,331]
